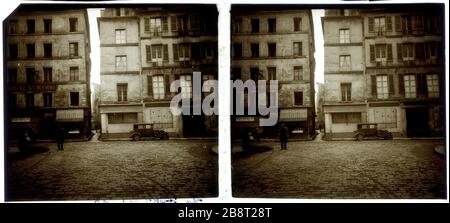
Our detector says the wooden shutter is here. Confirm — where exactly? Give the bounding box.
[146,45,151,62]
[147,76,153,97]
[368,17,374,32]
[370,45,375,62]
[387,44,393,61]
[144,18,150,32]
[386,16,392,31]
[398,74,405,95]
[388,74,394,95]
[371,75,377,96]
[163,44,169,61]
[165,75,170,97]
[170,16,177,31]
[397,43,403,62]
[395,15,402,31]
[162,17,168,32]
[173,44,179,61]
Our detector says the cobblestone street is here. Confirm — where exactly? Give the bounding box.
[232,139,446,199]
[6,139,218,201]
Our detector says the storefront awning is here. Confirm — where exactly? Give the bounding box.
[56,109,84,122]
[279,108,307,122]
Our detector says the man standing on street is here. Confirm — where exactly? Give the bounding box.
[279,124,289,150]
[56,125,65,151]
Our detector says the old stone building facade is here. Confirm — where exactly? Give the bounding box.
[5,7,92,140]
[231,6,316,139]
[322,7,444,138]
[98,6,218,138]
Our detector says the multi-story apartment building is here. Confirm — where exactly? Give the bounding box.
[98,6,218,138]
[322,9,366,138]
[322,7,444,138]
[5,7,92,140]
[231,6,316,139]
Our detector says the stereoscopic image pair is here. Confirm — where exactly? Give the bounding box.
[3,3,446,201]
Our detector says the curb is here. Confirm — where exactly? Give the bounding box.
[98,137,218,141]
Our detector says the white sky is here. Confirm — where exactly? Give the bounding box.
[87,9,101,85]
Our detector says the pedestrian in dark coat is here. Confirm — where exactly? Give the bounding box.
[279,124,289,150]
[56,126,65,151]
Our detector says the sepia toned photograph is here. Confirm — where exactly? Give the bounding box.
[3,4,219,201]
[230,4,446,199]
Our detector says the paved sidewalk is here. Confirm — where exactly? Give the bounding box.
[232,139,446,199]
[6,140,218,201]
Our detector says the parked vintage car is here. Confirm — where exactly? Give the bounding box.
[354,123,393,141]
[129,123,169,141]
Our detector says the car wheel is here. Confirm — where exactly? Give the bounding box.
[160,133,169,140]
[356,134,364,141]
[132,134,140,141]
[384,133,393,140]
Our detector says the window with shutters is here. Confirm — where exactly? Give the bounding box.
[69,67,79,81]
[9,20,17,34]
[233,18,242,33]
[191,43,201,60]
[27,20,35,33]
[202,74,215,97]
[404,74,416,98]
[251,43,259,58]
[177,15,188,33]
[426,74,439,98]
[150,17,162,36]
[293,42,302,56]
[43,92,52,107]
[250,68,259,81]
[115,55,127,68]
[178,44,190,61]
[251,19,260,33]
[233,43,242,58]
[293,66,303,81]
[371,44,392,63]
[44,67,52,82]
[232,68,241,80]
[267,67,276,80]
[293,17,302,31]
[44,43,52,58]
[26,68,36,84]
[27,43,35,58]
[413,15,424,30]
[376,75,389,99]
[268,43,276,57]
[401,16,413,34]
[69,42,78,57]
[170,16,178,32]
[9,44,18,59]
[341,83,352,101]
[115,29,126,44]
[402,43,414,61]
[70,92,79,106]
[69,18,78,32]
[152,75,165,99]
[26,93,34,108]
[374,17,386,35]
[44,19,52,33]
[339,55,351,70]
[151,44,163,61]
[8,68,17,83]
[10,94,17,110]
[268,18,276,33]
[189,15,200,30]
[425,42,437,60]
[415,43,425,60]
[294,91,303,106]
[180,75,192,98]
[339,29,350,43]
[117,83,127,102]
